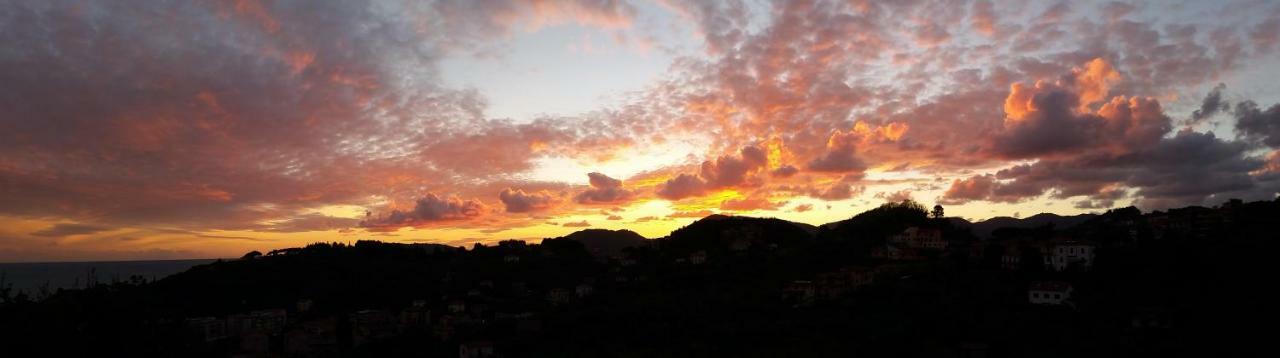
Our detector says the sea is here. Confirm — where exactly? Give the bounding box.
[0,259,219,296]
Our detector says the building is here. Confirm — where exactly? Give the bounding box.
[891,227,945,249]
[1000,245,1022,270]
[575,283,594,298]
[184,317,227,342]
[295,299,313,313]
[399,300,431,331]
[460,340,497,358]
[1028,281,1073,305]
[689,250,708,265]
[547,288,572,305]
[284,317,339,356]
[448,300,467,314]
[783,280,815,305]
[350,309,395,347]
[1044,240,1095,271]
[814,266,877,300]
[886,245,924,261]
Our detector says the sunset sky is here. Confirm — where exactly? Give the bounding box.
[2,0,1279,262]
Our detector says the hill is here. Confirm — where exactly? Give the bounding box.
[659,214,816,253]
[962,213,1097,238]
[552,229,648,257]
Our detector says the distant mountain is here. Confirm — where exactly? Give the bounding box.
[818,200,932,243]
[962,213,1098,238]
[662,215,815,252]
[555,229,648,257]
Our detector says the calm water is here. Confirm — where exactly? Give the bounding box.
[0,259,218,295]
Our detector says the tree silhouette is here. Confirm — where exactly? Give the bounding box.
[931,204,945,219]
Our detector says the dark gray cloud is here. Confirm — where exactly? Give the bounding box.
[1191,83,1229,122]
[574,172,636,204]
[499,188,560,213]
[360,193,489,229]
[1234,100,1280,148]
[30,223,113,238]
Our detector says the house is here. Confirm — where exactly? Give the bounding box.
[226,309,288,337]
[350,309,395,347]
[399,300,431,330]
[846,266,876,288]
[1000,245,1022,270]
[504,254,521,263]
[891,227,944,249]
[284,317,339,357]
[814,266,877,300]
[295,299,313,313]
[815,272,849,300]
[1028,281,1073,305]
[783,280,815,305]
[575,283,594,298]
[967,242,987,260]
[448,300,467,313]
[184,317,227,342]
[460,340,497,358]
[547,288,573,305]
[1131,306,1172,329]
[1044,240,1095,271]
[689,250,708,265]
[886,245,923,261]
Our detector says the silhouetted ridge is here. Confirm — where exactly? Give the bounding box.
[659,215,815,253]
[554,229,647,257]
[818,200,934,243]
[965,212,1097,238]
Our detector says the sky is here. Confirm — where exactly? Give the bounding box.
[1,0,1279,262]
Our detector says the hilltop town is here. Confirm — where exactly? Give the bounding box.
[1,199,1276,357]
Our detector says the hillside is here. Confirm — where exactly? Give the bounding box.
[552,229,648,257]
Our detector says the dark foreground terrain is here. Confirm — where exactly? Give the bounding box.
[1,199,1276,357]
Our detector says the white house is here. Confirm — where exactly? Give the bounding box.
[1044,241,1096,271]
[575,283,594,298]
[1028,281,1073,305]
[891,227,944,249]
[459,340,496,358]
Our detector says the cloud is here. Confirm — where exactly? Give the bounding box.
[993,59,1170,159]
[657,146,769,200]
[875,189,915,203]
[792,203,814,212]
[970,0,997,36]
[656,173,708,200]
[771,165,799,178]
[499,188,560,213]
[941,175,1000,205]
[1191,83,1229,123]
[561,220,591,227]
[1234,100,1280,148]
[360,193,488,229]
[719,196,785,212]
[30,223,114,238]
[574,172,636,204]
[807,182,862,200]
[667,210,715,218]
[258,213,361,233]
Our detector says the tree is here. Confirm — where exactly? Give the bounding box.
[931,204,945,219]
